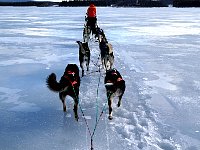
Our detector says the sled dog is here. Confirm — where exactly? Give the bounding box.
[77,41,90,77]
[83,24,91,42]
[99,36,114,70]
[104,68,126,120]
[46,64,80,121]
[95,26,107,43]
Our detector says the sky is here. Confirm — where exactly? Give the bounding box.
[0,6,200,150]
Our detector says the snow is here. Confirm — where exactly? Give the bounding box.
[0,6,200,150]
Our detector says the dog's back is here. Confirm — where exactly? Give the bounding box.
[104,68,125,120]
[46,64,80,96]
[99,37,114,70]
[100,41,108,58]
[77,41,90,55]
[46,64,80,120]
[76,41,90,76]
[95,27,107,43]
[64,64,80,77]
[105,69,125,95]
[62,64,80,88]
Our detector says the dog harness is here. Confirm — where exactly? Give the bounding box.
[106,71,123,85]
[112,71,122,81]
[64,71,78,86]
[117,77,123,82]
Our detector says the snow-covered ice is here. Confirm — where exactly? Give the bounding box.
[0,7,200,150]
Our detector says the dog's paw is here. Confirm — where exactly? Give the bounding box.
[108,115,113,120]
[82,70,84,77]
[75,116,79,122]
[63,107,66,112]
[117,103,121,107]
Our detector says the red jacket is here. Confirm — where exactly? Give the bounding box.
[87,4,96,18]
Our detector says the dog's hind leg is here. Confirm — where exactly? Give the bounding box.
[82,69,84,77]
[107,93,114,120]
[101,58,105,70]
[117,83,125,107]
[80,62,84,77]
[73,99,79,121]
[86,57,90,72]
[59,92,66,112]
[103,58,108,71]
[109,55,114,70]
[117,95,123,107]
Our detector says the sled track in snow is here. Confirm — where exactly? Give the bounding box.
[79,39,181,150]
[111,42,181,150]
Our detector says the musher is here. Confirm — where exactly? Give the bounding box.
[85,3,97,34]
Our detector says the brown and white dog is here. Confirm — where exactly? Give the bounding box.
[76,41,90,77]
[99,36,114,71]
[46,64,80,121]
[104,68,126,120]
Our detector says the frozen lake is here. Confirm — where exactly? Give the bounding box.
[0,6,200,150]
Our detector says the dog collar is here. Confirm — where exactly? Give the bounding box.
[64,73,78,86]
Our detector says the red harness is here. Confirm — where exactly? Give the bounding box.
[112,72,123,82]
[117,77,123,82]
[106,71,123,84]
[64,71,78,86]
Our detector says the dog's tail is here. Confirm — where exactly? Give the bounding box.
[46,73,62,92]
[76,41,81,45]
[76,41,83,48]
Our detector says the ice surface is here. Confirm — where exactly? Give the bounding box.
[0,7,200,150]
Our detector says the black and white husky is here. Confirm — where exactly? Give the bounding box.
[76,41,90,77]
[104,69,126,120]
[99,36,114,70]
[46,64,80,121]
[94,26,106,43]
[83,24,91,43]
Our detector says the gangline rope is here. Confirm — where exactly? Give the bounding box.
[71,46,110,150]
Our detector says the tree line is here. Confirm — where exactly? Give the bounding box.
[1,0,200,7]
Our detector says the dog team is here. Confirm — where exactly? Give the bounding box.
[46,5,126,121]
